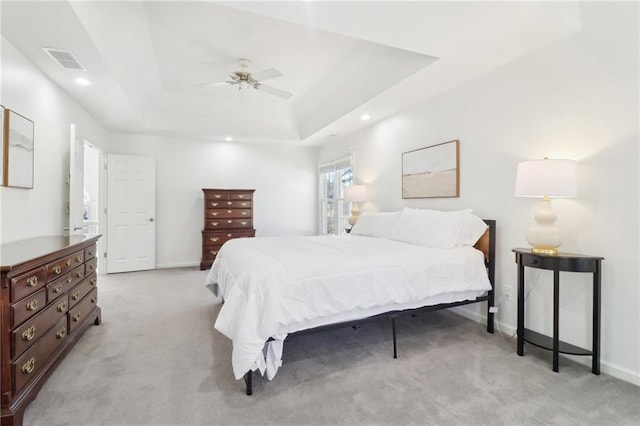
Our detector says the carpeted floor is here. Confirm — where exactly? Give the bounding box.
[22,267,640,426]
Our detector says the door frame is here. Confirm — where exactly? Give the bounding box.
[84,141,107,275]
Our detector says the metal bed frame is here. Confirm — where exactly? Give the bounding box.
[242,219,496,395]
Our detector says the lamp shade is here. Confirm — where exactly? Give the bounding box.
[515,159,577,198]
[344,185,367,202]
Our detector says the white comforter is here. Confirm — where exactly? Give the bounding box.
[206,235,491,380]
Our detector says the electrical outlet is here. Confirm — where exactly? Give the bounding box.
[502,285,513,302]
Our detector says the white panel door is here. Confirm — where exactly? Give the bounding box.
[68,124,85,235]
[106,154,156,273]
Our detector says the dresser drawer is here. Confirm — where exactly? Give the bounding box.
[204,191,230,201]
[229,192,253,201]
[85,257,98,275]
[84,244,97,261]
[202,248,221,261]
[11,289,47,327]
[205,208,252,220]
[13,316,68,394]
[205,218,253,230]
[12,294,68,358]
[69,272,97,308]
[206,200,252,209]
[45,251,84,282]
[68,288,98,334]
[46,265,85,301]
[10,267,46,303]
[203,230,255,247]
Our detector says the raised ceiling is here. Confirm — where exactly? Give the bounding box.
[1,1,581,145]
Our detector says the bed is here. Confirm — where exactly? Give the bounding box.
[206,208,496,395]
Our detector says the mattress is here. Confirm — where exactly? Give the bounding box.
[206,235,491,380]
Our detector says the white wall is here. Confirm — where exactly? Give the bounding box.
[319,2,639,385]
[107,134,318,268]
[0,37,109,243]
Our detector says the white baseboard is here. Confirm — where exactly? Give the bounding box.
[452,305,640,387]
[155,261,200,269]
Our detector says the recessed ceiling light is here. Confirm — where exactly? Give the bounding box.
[360,113,371,121]
[75,77,93,86]
[224,136,233,142]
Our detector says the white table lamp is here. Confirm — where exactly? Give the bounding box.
[515,158,577,255]
[344,185,367,226]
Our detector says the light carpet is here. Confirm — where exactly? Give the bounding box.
[22,267,640,426]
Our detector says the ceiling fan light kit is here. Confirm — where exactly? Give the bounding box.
[196,58,293,99]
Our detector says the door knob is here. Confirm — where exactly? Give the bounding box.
[147,218,155,222]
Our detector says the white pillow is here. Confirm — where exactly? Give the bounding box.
[350,211,401,238]
[388,208,471,248]
[457,212,488,246]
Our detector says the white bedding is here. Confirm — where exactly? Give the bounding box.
[206,235,491,380]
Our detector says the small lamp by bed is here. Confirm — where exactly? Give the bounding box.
[344,184,367,226]
[515,158,577,255]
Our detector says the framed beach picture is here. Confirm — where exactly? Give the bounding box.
[5,109,34,189]
[402,139,459,198]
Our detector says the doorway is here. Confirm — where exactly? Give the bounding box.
[83,142,105,273]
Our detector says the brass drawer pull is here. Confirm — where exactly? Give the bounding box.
[214,194,222,199]
[88,250,94,256]
[22,326,36,341]
[88,264,95,271]
[76,271,84,278]
[66,259,72,266]
[211,212,219,216]
[56,327,67,339]
[91,296,97,303]
[238,195,246,199]
[227,201,232,206]
[57,301,67,312]
[27,276,38,287]
[53,265,62,274]
[211,222,219,226]
[227,234,233,237]
[72,291,81,301]
[53,284,62,293]
[210,251,218,256]
[66,277,73,284]
[26,300,38,311]
[21,357,36,374]
[227,210,233,214]
[241,202,249,207]
[240,221,248,226]
[90,279,97,286]
[210,202,218,207]
[72,312,81,322]
[241,211,248,216]
[210,237,219,242]
[227,220,232,224]
[77,255,83,262]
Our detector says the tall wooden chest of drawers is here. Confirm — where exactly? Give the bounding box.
[1,235,101,426]
[201,188,255,270]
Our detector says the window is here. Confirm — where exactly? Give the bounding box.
[319,156,354,235]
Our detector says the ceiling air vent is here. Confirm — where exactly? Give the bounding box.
[41,47,86,71]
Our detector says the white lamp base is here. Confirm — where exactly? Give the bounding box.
[348,202,360,226]
[526,196,563,255]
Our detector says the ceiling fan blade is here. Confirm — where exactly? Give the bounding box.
[250,68,282,82]
[254,83,292,99]
[193,80,232,88]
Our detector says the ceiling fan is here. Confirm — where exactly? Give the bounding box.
[195,58,293,100]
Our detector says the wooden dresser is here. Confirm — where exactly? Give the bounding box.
[201,189,255,270]
[1,235,101,426]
